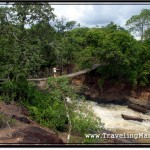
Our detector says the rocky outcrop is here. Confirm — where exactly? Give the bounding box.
[77,89,150,114]
[37,80,48,91]
[79,91,127,105]
[0,102,64,144]
[0,125,64,144]
[71,68,150,114]
[127,97,150,114]
[12,115,35,125]
[128,103,148,114]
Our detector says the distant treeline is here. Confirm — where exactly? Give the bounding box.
[0,3,150,87]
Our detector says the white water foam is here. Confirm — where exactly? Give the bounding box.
[89,101,150,133]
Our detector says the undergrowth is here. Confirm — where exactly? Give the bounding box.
[0,113,16,129]
[1,77,104,143]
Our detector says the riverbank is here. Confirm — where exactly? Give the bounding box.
[69,80,150,144]
[0,101,137,144]
[71,77,150,114]
[0,97,150,144]
[88,101,150,142]
[0,77,149,144]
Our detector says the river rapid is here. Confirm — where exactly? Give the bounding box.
[89,101,150,134]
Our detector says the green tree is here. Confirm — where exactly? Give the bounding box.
[0,3,56,101]
[10,2,56,28]
[28,22,57,77]
[98,29,136,82]
[126,9,150,41]
[54,17,66,33]
[144,28,150,42]
[66,21,77,31]
[24,77,103,143]
[53,19,78,73]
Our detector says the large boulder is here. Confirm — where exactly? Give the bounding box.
[128,97,150,113]
[0,125,64,144]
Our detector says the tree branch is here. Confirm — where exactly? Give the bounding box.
[63,96,72,143]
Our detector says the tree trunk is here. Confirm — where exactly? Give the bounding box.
[141,21,144,41]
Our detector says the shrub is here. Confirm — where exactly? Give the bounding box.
[71,100,104,136]
[0,113,16,129]
[21,78,69,132]
[1,74,29,103]
[21,77,104,143]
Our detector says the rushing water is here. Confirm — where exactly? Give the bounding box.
[89,101,150,133]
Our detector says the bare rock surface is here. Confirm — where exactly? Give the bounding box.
[0,125,64,144]
[0,102,64,144]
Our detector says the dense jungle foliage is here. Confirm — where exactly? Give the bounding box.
[0,2,150,143]
[0,3,149,87]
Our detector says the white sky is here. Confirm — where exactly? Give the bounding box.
[1,2,150,28]
[52,3,150,28]
[1,2,150,39]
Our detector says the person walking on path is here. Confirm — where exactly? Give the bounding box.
[53,67,61,77]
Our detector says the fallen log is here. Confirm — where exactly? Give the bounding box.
[121,114,144,122]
